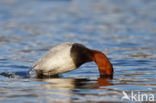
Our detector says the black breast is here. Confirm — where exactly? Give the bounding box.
[70,43,92,68]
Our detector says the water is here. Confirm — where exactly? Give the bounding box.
[0,0,156,102]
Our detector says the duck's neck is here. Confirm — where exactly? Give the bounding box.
[89,50,113,78]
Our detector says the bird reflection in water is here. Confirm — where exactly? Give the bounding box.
[37,76,112,102]
[37,76,112,89]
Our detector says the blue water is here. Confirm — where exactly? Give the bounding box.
[0,0,156,102]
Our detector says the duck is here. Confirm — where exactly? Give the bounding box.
[33,42,113,78]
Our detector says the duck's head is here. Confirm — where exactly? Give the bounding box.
[71,43,113,78]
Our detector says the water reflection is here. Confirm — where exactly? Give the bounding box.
[36,77,112,102]
[38,77,112,89]
[96,78,112,87]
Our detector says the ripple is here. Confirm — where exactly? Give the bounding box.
[0,0,156,102]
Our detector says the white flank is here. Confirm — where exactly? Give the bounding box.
[33,42,76,75]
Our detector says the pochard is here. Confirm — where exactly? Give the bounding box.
[33,42,113,78]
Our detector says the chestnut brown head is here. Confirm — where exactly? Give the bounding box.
[71,43,113,78]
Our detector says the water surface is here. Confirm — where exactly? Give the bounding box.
[0,0,156,102]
